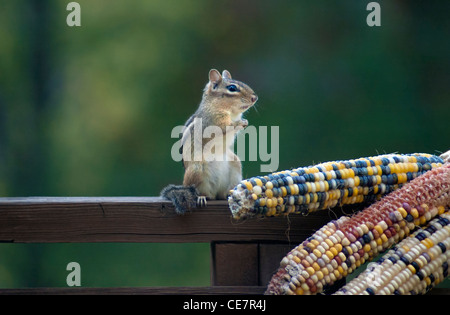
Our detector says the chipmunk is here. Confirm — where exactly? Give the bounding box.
[161,69,258,214]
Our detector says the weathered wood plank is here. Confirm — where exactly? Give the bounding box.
[0,286,267,295]
[0,286,448,295]
[0,197,342,243]
[259,243,294,286]
[211,243,259,286]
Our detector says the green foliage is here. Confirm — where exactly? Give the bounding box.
[0,243,210,288]
[0,0,448,288]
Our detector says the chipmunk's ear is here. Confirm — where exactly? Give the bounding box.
[222,70,232,80]
[209,69,222,84]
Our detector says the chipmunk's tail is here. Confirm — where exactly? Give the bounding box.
[160,184,199,214]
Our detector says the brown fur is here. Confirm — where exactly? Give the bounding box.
[161,69,257,213]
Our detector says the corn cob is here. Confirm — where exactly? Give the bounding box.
[265,163,450,295]
[335,212,450,295]
[228,153,444,220]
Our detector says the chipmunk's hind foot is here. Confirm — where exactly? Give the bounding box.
[197,196,207,208]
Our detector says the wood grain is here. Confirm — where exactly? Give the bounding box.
[0,197,342,243]
[0,286,267,295]
[0,286,447,295]
[211,243,259,286]
[1,197,448,295]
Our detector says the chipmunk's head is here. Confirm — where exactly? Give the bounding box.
[203,69,258,120]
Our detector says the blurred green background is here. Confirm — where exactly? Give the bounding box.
[0,0,449,288]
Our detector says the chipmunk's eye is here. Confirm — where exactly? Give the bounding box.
[226,85,239,92]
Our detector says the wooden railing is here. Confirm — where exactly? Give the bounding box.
[0,197,448,295]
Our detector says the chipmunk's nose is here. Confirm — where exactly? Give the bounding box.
[251,94,258,103]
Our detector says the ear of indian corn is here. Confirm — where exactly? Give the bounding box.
[265,163,450,295]
[334,212,450,295]
[228,153,444,220]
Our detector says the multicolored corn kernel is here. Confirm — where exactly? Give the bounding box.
[335,212,450,295]
[228,153,444,220]
[265,163,450,295]
[441,150,450,163]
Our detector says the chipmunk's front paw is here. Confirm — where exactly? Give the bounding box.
[239,119,248,129]
[197,196,207,208]
[441,150,450,163]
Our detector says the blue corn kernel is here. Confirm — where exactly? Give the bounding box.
[347,187,353,197]
[366,287,375,295]
[388,256,397,264]
[438,242,446,253]
[411,261,420,272]
[429,274,435,283]
[400,256,410,265]
[416,271,425,281]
